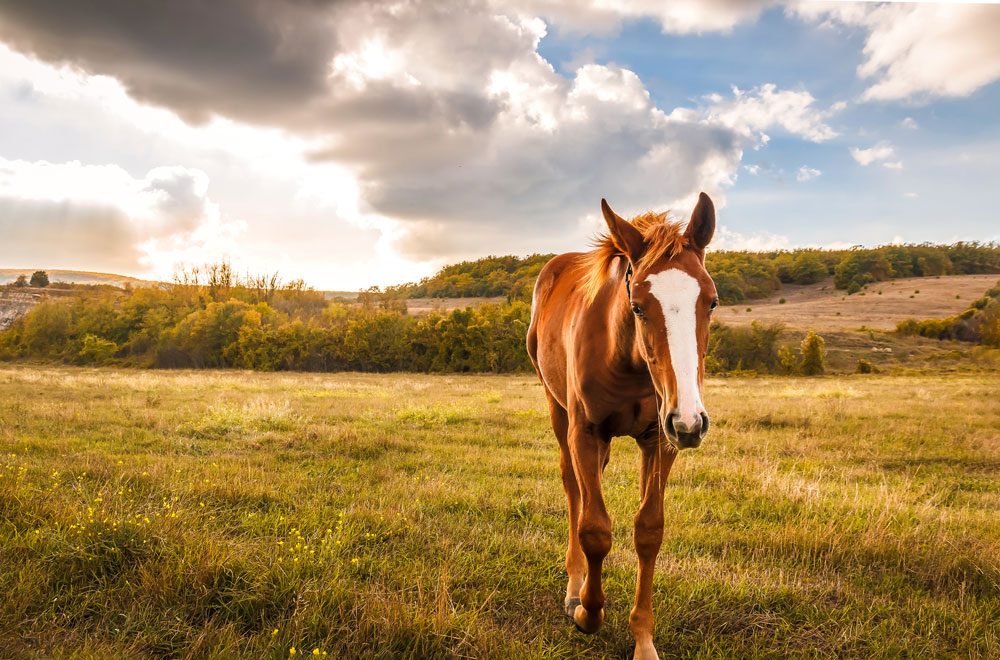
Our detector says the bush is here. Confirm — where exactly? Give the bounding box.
[778,345,798,374]
[800,331,826,376]
[77,334,118,364]
[706,321,784,374]
[856,358,875,374]
[29,271,49,288]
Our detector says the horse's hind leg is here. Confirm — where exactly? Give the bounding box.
[568,416,612,634]
[545,392,585,617]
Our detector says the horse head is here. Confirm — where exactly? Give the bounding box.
[600,193,718,449]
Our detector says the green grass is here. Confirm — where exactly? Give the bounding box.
[2,366,999,659]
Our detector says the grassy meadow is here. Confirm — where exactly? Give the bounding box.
[2,365,999,659]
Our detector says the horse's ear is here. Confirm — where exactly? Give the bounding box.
[685,192,715,252]
[601,198,644,261]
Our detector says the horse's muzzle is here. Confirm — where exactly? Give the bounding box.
[663,411,709,450]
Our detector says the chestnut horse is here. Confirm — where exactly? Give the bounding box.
[526,193,718,660]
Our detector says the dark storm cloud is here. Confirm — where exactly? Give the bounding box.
[0,0,759,265]
[0,0,347,126]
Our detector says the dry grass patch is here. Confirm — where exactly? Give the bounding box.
[1,365,998,658]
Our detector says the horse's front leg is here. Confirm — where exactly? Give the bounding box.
[630,433,676,660]
[568,419,612,634]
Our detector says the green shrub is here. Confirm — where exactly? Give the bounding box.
[77,334,118,364]
[29,270,49,287]
[778,345,798,374]
[800,331,826,376]
[706,321,784,374]
[856,358,875,374]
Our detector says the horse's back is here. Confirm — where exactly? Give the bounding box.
[528,252,587,406]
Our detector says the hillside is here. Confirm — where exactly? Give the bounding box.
[385,242,1000,305]
[715,274,999,330]
[0,269,156,288]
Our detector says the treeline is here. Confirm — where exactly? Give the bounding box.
[384,254,552,302]
[0,269,532,373]
[2,268,830,375]
[896,280,1000,347]
[688,242,1000,301]
[385,243,1000,305]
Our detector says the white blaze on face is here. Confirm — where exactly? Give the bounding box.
[646,268,705,429]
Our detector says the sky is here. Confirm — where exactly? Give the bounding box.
[0,0,998,290]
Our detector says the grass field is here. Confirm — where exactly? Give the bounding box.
[2,366,999,659]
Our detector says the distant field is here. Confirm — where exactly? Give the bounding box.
[397,274,998,324]
[715,274,998,330]
[2,366,998,659]
[406,296,508,315]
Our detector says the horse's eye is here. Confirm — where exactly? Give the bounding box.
[631,302,643,317]
[710,298,719,311]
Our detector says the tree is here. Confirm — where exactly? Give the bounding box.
[13,274,28,287]
[29,271,49,288]
[800,331,825,376]
[790,253,828,284]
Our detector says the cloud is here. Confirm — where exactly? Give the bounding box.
[0,0,842,269]
[901,117,918,129]
[794,3,1000,102]
[0,158,244,276]
[882,161,903,170]
[850,144,895,166]
[704,84,840,144]
[710,225,791,252]
[0,0,345,128]
[502,0,778,35]
[796,165,821,182]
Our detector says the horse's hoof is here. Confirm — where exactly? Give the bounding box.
[563,596,581,618]
[572,604,604,634]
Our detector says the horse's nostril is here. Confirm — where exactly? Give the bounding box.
[663,412,678,439]
[699,413,710,438]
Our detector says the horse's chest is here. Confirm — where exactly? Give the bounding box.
[578,376,658,438]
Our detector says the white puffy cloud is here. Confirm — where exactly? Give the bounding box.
[882,161,903,170]
[901,117,918,129]
[0,0,862,283]
[710,225,791,252]
[850,144,895,166]
[502,0,778,35]
[297,2,770,259]
[796,165,821,182]
[0,158,244,276]
[794,2,1000,102]
[703,84,840,144]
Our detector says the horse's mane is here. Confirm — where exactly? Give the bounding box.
[578,211,688,304]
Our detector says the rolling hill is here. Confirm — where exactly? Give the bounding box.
[0,269,157,288]
[714,273,999,330]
